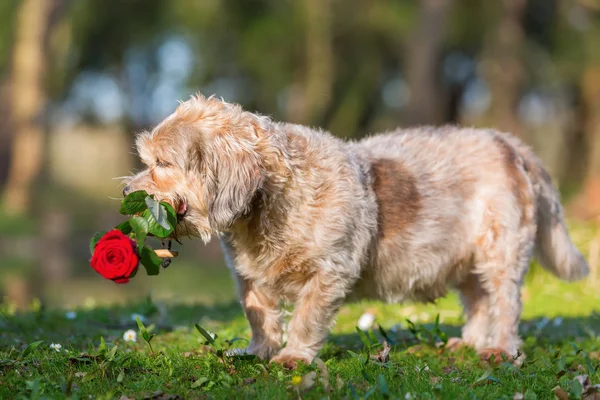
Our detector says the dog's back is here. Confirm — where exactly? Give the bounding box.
[352,126,588,304]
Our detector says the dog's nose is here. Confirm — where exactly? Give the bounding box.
[122,186,131,197]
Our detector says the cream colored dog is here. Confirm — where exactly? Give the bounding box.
[123,94,589,368]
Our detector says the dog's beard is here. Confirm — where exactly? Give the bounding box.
[174,213,212,244]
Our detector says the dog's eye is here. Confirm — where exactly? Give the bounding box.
[156,159,170,168]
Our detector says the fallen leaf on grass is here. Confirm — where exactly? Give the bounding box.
[142,390,182,400]
[370,340,391,364]
[314,358,330,391]
[242,378,256,386]
[553,386,569,400]
[299,371,317,392]
[430,376,441,385]
[574,375,600,400]
[68,353,100,364]
[74,372,86,378]
[405,345,423,354]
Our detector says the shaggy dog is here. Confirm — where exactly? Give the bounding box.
[124,94,589,368]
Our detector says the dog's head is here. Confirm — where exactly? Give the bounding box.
[123,95,270,242]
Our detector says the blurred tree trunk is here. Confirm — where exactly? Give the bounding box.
[2,0,54,215]
[304,0,333,125]
[481,0,527,136]
[404,0,453,125]
[0,82,12,185]
[572,66,600,218]
[288,0,333,125]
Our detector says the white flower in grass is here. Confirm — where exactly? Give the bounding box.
[50,343,62,352]
[357,312,376,331]
[123,329,137,342]
[65,311,77,320]
[553,317,563,327]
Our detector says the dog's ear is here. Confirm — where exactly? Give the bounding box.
[205,138,263,231]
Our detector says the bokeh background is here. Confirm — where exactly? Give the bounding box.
[0,0,599,310]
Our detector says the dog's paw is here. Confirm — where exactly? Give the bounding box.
[478,347,525,366]
[444,337,468,352]
[478,348,511,364]
[245,342,281,360]
[270,353,311,370]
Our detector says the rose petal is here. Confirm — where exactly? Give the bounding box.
[90,230,140,282]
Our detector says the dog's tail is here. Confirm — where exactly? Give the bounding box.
[509,138,589,281]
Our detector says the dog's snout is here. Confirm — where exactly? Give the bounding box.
[122,186,131,197]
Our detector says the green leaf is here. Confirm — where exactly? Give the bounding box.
[356,327,372,349]
[117,370,124,383]
[82,371,98,383]
[346,350,361,359]
[378,374,389,398]
[473,369,492,384]
[135,316,155,343]
[21,340,43,358]
[145,197,171,230]
[367,330,379,347]
[191,377,209,388]
[119,190,150,215]
[99,337,106,356]
[89,231,106,256]
[136,316,148,338]
[106,345,118,362]
[377,325,394,345]
[142,208,176,238]
[348,383,360,400]
[140,246,161,276]
[114,220,132,235]
[571,378,583,398]
[363,385,378,399]
[129,216,149,251]
[195,324,221,350]
[162,201,177,226]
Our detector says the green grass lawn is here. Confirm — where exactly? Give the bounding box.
[1,270,600,400]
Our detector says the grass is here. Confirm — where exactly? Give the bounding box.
[1,219,598,399]
[1,272,600,400]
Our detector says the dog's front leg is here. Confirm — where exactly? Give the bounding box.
[237,277,283,360]
[271,273,347,369]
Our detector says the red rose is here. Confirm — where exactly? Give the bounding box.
[90,230,139,284]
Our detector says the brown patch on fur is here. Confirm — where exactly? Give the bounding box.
[371,159,421,240]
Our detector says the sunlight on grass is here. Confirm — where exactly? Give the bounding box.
[1,222,599,398]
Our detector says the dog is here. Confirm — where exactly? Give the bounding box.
[123,94,589,368]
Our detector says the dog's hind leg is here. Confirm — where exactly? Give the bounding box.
[474,216,535,363]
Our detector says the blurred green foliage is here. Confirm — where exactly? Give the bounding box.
[1,0,600,307]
